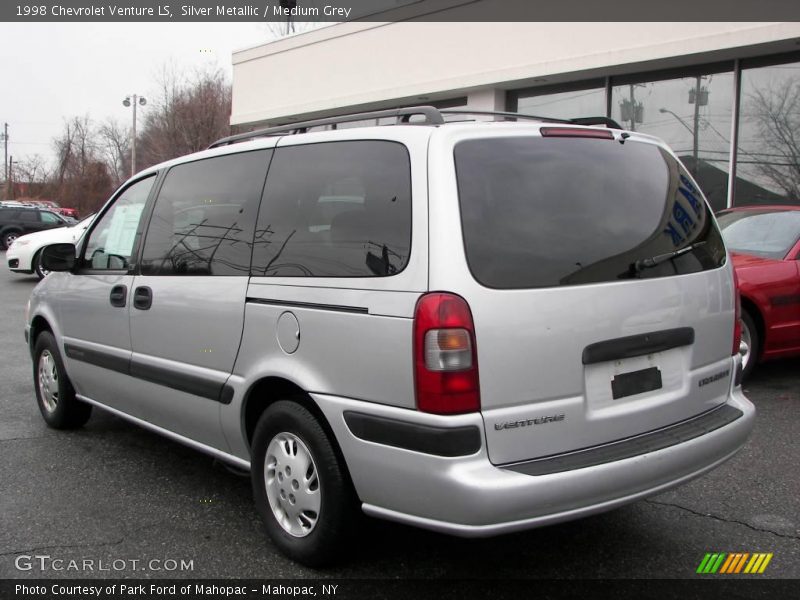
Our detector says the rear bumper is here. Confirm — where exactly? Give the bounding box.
[313,387,754,537]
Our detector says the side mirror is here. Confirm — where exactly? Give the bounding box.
[41,243,77,272]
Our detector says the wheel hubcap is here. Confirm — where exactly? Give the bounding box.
[740,320,752,371]
[6,233,18,246]
[37,350,59,413]
[264,432,321,537]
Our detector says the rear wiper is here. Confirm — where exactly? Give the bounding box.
[633,241,707,273]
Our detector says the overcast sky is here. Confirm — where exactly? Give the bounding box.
[0,22,272,170]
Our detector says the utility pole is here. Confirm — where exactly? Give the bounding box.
[629,85,636,132]
[2,123,8,199]
[692,76,701,171]
[8,155,13,200]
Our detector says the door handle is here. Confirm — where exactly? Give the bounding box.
[109,285,127,307]
[133,286,153,310]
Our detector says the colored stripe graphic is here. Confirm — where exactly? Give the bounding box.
[758,553,773,573]
[697,553,713,574]
[699,552,773,574]
[733,554,746,573]
[744,554,760,574]
[711,553,726,573]
[720,553,735,573]
[719,554,736,574]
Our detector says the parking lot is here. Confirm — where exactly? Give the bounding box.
[1,257,798,580]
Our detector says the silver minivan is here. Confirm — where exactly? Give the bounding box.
[25,107,755,566]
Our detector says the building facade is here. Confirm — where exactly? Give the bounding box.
[232,9,800,210]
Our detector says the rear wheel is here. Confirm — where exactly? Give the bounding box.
[251,401,357,567]
[33,250,50,279]
[33,331,92,429]
[740,310,760,382]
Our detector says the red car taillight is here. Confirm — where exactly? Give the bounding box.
[732,267,742,356]
[413,293,480,414]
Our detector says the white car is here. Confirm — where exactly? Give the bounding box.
[7,215,93,279]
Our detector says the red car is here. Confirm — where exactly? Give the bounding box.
[55,207,80,219]
[716,206,800,379]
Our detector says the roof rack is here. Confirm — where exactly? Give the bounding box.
[208,106,444,149]
[442,110,622,130]
[208,106,623,149]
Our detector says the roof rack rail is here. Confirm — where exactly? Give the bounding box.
[208,106,445,149]
[569,116,623,129]
[208,107,625,150]
[442,110,622,129]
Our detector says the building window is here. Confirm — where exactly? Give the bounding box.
[611,70,734,212]
[510,81,606,121]
[735,59,800,207]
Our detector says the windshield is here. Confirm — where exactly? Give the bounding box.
[454,136,726,289]
[716,210,800,259]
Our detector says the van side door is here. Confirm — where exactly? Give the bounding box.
[127,149,272,450]
[58,175,157,412]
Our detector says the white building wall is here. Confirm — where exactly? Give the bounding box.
[232,17,800,126]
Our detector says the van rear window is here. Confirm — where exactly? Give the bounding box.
[454,136,725,289]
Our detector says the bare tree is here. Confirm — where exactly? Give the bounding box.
[52,116,113,214]
[97,118,131,187]
[7,154,51,200]
[748,78,800,200]
[137,65,232,169]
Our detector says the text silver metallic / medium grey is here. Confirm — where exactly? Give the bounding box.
[25,107,755,566]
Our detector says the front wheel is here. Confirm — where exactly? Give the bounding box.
[251,401,358,567]
[33,250,50,279]
[33,331,92,429]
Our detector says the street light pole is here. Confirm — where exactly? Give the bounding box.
[123,94,147,177]
[659,106,699,176]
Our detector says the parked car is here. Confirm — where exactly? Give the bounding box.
[56,207,80,220]
[7,214,93,279]
[25,107,754,566]
[0,206,71,250]
[716,205,800,379]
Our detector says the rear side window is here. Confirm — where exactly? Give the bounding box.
[140,150,270,276]
[454,136,725,289]
[18,211,37,222]
[40,211,62,224]
[250,141,411,277]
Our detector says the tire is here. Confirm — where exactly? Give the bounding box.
[251,400,358,567]
[33,250,50,280]
[33,331,92,429]
[740,310,760,382]
[1,229,21,250]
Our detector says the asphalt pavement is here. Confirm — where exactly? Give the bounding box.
[1,256,798,580]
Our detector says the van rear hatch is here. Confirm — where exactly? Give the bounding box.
[452,131,733,465]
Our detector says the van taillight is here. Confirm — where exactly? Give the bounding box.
[732,268,742,356]
[413,293,480,414]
